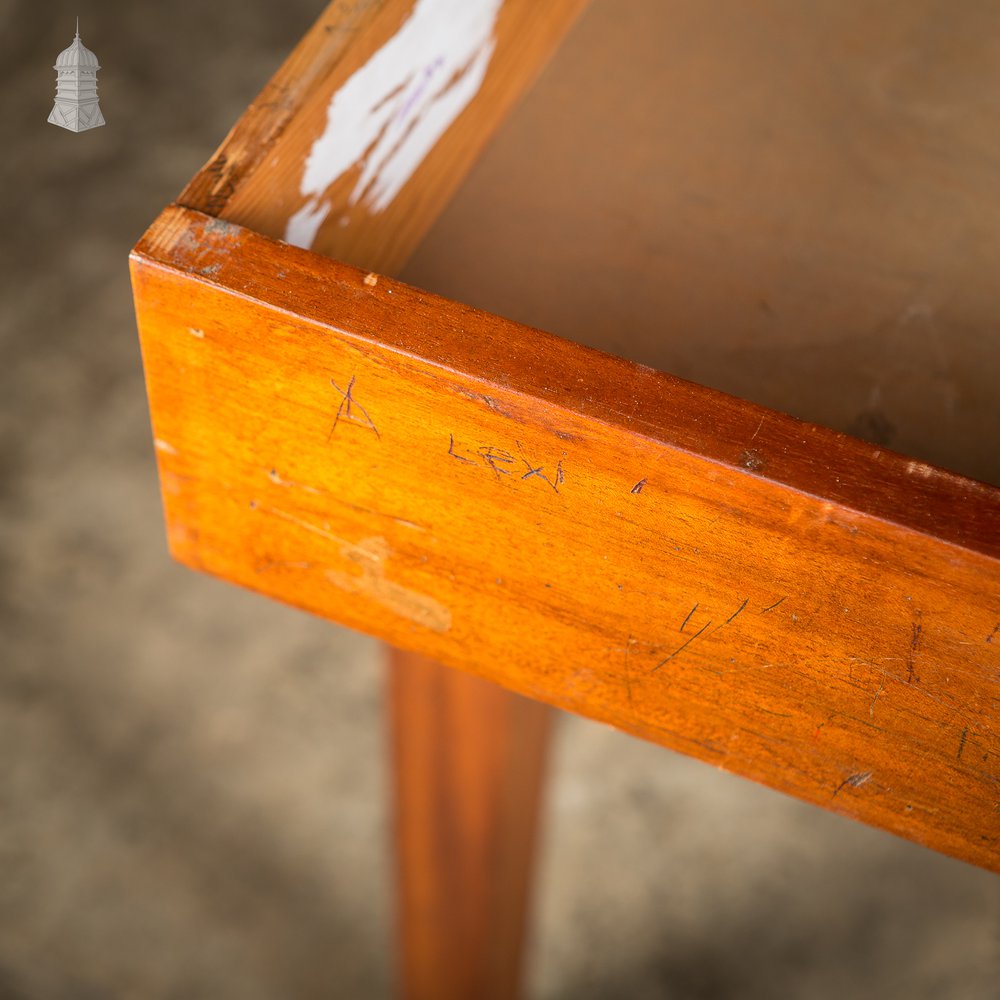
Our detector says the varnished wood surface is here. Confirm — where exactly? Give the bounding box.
[179,0,588,274]
[131,205,1000,871]
[389,650,550,1000]
[175,8,585,994]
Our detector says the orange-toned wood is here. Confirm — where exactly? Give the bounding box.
[130,204,1000,872]
[174,9,588,992]
[389,649,550,1000]
[179,0,589,273]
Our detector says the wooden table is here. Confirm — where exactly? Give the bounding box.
[130,2,1000,996]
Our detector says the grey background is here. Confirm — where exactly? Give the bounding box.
[1,1,997,998]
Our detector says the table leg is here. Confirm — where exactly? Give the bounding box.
[387,648,552,1000]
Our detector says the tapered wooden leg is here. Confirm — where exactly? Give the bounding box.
[388,648,552,1000]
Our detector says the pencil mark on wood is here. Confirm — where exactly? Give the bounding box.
[907,610,923,683]
[833,771,873,797]
[726,598,749,624]
[631,478,647,494]
[958,726,969,759]
[680,603,698,632]
[652,620,713,673]
[329,375,380,440]
[762,597,786,613]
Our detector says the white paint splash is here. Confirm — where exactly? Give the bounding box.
[285,0,503,249]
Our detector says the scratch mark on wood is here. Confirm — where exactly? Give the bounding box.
[453,387,505,414]
[726,598,749,624]
[958,726,969,759]
[448,433,476,463]
[680,603,698,632]
[652,620,713,673]
[479,445,515,477]
[452,435,565,491]
[268,469,427,530]
[516,441,554,488]
[268,468,322,495]
[329,375,380,440]
[870,668,886,718]
[833,771,873,797]
[631,478,648,494]
[756,706,793,718]
[264,506,350,546]
[516,441,563,492]
[762,596,786,613]
[907,610,923,683]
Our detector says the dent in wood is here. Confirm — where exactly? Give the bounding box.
[285,0,503,247]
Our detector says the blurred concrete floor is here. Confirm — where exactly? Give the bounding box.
[0,1,997,998]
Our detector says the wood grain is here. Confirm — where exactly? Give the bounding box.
[389,650,550,1000]
[173,9,588,991]
[178,0,393,219]
[401,0,1000,489]
[178,0,589,273]
[131,205,1000,872]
